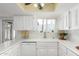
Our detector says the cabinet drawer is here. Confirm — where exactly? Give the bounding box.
[37,42,57,48]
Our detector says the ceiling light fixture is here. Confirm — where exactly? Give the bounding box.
[41,3,44,7]
[34,3,45,10]
[34,4,38,7]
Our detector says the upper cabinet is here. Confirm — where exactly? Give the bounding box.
[13,16,56,32]
[56,5,79,30]
[69,6,79,30]
[13,16,34,30]
[56,11,69,30]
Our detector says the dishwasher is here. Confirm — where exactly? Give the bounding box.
[21,41,37,56]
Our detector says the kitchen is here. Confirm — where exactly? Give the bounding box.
[0,3,79,56]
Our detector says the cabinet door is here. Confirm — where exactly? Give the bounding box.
[70,8,78,30]
[14,16,33,30]
[56,16,64,30]
[56,11,70,30]
[48,48,57,56]
[67,49,77,56]
[14,16,24,30]
[76,8,79,29]
[37,42,58,56]
[37,48,47,56]
[58,43,67,56]
[23,16,33,30]
[21,43,36,56]
[32,19,38,31]
[63,12,70,30]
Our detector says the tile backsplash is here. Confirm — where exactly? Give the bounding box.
[15,31,56,39]
[15,29,79,42]
[29,31,56,39]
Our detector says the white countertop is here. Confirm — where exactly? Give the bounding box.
[0,39,22,54]
[58,40,79,55]
[0,38,79,55]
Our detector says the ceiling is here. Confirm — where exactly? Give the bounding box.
[17,3,57,12]
[0,3,78,18]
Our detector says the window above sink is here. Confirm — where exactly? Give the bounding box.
[37,19,56,32]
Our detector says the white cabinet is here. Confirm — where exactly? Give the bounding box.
[63,12,70,30]
[14,16,24,30]
[56,17,64,30]
[58,43,67,56]
[21,42,36,56]
[37,42,58,56]
[56,12,69,30]
[37,48,57,56]
[48,48,57,56]
[32,19,38,31]
[69,8,77,30]
[67,49,77,56]
[56,7,79,30]
[14,16,33,30]
[77,8,79,28]
[0,41,78,56]
[37,48,47,56]
[23,16,33,30]
[69,6,79,30]
[66,6,79,30]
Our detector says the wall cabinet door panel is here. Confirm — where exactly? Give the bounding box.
[14,16,33,30]
[48,48,57,56]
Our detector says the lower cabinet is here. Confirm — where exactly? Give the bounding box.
[37,48,57,56]
[37,42,58,56]
[37,48,47,56]
[0,41,78,56]
[20,42,36,56]
[48,48,57,56]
